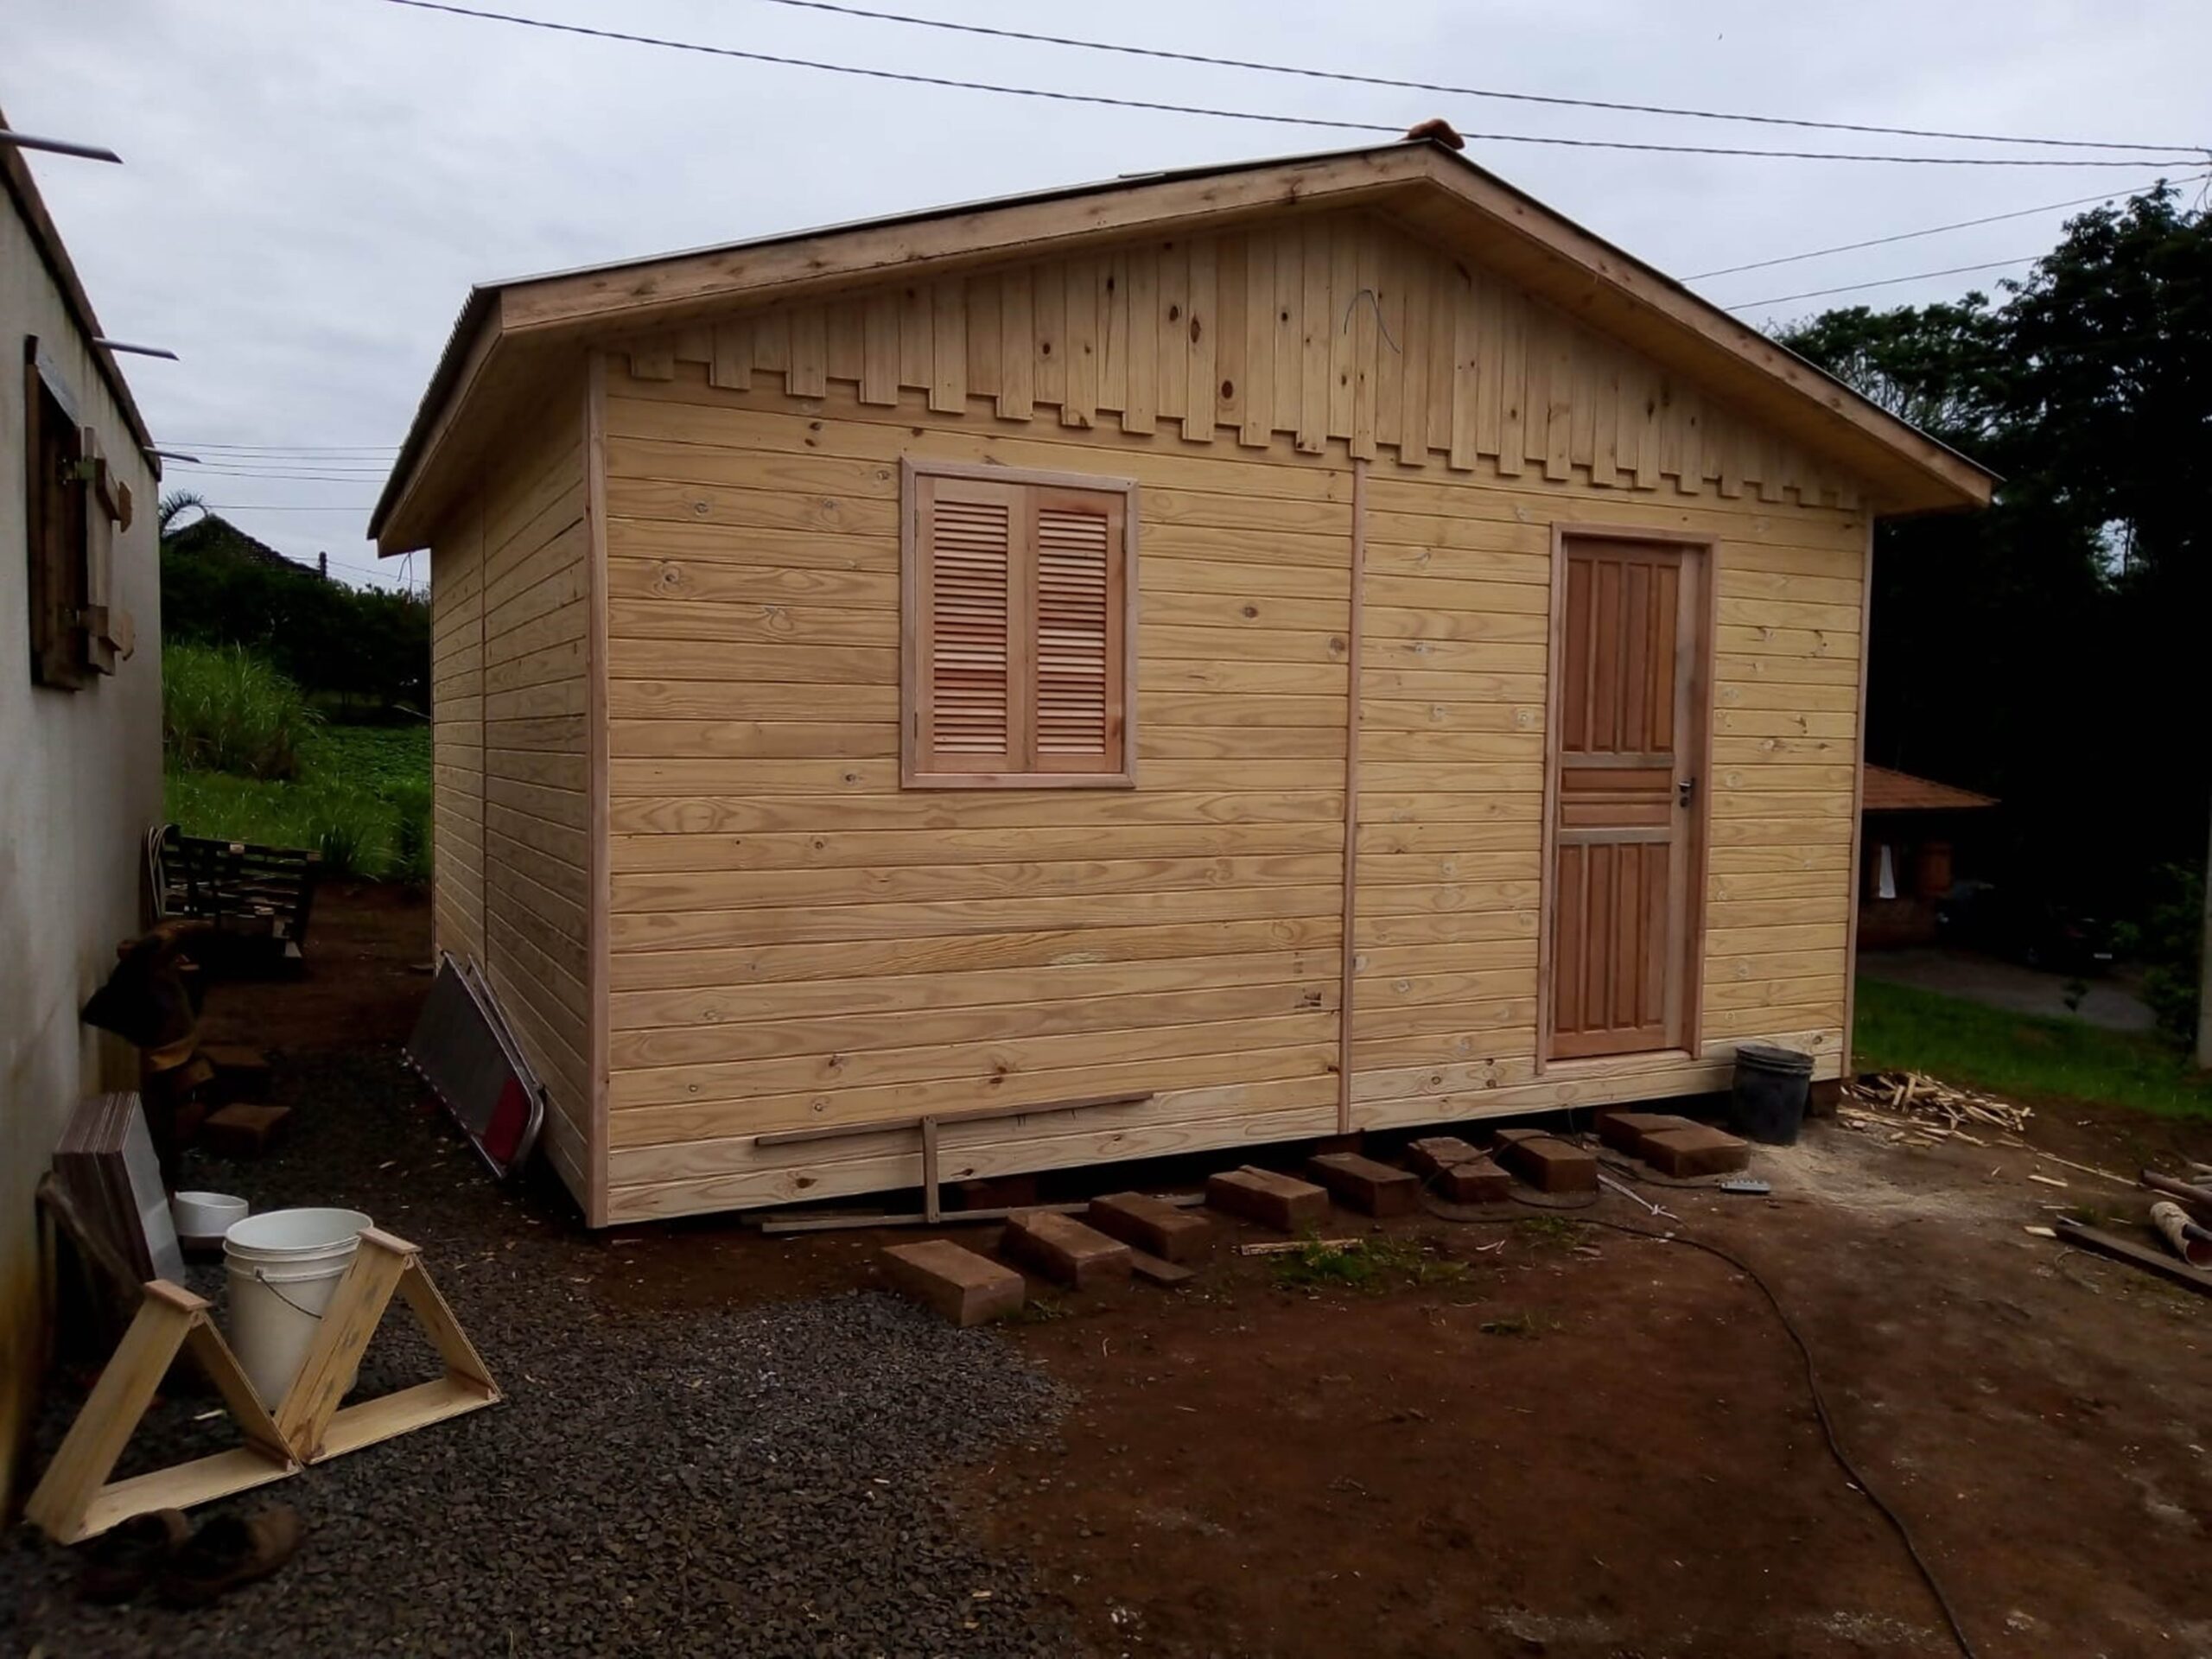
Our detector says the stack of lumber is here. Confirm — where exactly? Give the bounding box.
[1837,1071,2030,1147]
[53,1093,185,1283]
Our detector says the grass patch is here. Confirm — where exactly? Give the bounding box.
[163,642,317,779]
[1512,1215,1580,1248]
[1853,976,2212,1120]
[166,723,431,880]
[1269,1233,1466,1293]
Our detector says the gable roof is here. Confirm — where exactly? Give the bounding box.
[372,137,1995,550]
[1863,765,1998,813]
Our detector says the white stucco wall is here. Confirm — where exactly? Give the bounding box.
[0,182,162,1507]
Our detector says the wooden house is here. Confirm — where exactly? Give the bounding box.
[371,137,1993,1226]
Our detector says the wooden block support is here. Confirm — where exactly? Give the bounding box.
[1206,1166,1330,1232]
[23,1281,297,1545]
[1088,1192,1215,1263]
[883,1240,1025,1325]
[1001,1210,1134,1289]
[1436,1156,1511,1204]
[1306,1152,1421,1217]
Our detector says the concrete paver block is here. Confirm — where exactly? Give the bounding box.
[1640,1125,1751,1178]
[1306,1152,1421,1217]
[1405,1136,1484,1178]
[1205,1166,1329,1232]
[1001,1210,1134,1288]
[1435,1155,1510,1204]
[883,1239,1024,1326]
[1089,1192,1214,1263]
[1596,1111,1698,1155]
[1496,1134,1599,1194]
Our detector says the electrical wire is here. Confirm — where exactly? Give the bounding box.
[748,0,2208,158]
[365,0,2196,168]
[1417,1176,1980,1658]
[1727,256,2042,310]
[1685,174,2209,280]
[195,503,376,512]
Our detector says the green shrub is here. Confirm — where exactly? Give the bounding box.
[312,797,375,877]
[385,779,433,884]
[163,644,318,780]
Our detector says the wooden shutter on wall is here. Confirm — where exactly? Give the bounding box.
[906,463,1134,786]
[23,340,92,690]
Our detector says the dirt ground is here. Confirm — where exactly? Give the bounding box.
[166,887,2212,1656]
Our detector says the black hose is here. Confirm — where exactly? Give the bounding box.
[1419,1184,1980,1659]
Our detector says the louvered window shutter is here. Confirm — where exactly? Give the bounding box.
[909,469,1131,785]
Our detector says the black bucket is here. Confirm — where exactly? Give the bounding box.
[1729,1043,1815,1146]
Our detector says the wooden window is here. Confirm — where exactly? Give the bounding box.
[23,337,93,690]
[901,459,1136,787]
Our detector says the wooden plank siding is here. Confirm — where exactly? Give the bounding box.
[589,351,1865,1221]
[427,396,596,1208]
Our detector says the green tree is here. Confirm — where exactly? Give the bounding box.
[1777,181,2212,950]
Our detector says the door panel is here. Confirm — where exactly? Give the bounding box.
[1545,538,1706,1061]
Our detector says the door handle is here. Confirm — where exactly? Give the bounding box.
[1677,776,1697,809]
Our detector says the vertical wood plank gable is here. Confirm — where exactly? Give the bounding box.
[611,209,1876,517]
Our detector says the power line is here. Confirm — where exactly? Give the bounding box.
[172,442,399,454]
[170,465,394,482]
[1729,256,2042,311]
[1687,175,2209,280]
[750,0,2209,157]
[366,0,2197,168]
[196,503,378,512]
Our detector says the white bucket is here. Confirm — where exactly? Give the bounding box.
[223,1207,372,1407]
[172,1192,247,1240]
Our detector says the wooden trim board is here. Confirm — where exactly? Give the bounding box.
[584,352,613,1226]
[1338,458,1367,1134]
[1840,518,1874,1078]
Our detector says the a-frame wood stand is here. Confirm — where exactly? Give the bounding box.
[23,1282,296,1546]
[25,1229,499,1543]
[275,1228,499,1464]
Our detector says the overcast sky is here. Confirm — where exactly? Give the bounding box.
[8,0,2208,589]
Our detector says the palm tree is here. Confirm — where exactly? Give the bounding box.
[157,489,207,537]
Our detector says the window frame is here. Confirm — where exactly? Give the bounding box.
[899,456,1139,790]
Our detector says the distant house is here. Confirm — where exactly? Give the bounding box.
[1859,765,1997,948]
[0,117,162,1503]
[162,510,330,581]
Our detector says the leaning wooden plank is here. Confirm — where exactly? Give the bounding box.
[751,1090,1154,1147]
[2054,1219,2212,1297]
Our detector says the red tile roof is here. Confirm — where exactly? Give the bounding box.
[1863,765,1997,812]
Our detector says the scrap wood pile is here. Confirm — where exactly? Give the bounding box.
[1837,1070,2031,1147]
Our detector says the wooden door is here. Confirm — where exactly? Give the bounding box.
[1544,537,1707,1060]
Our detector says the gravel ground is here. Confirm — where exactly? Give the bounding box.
[4,1048,1078,1657]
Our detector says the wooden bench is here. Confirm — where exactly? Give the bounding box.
[148,824,321,964]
